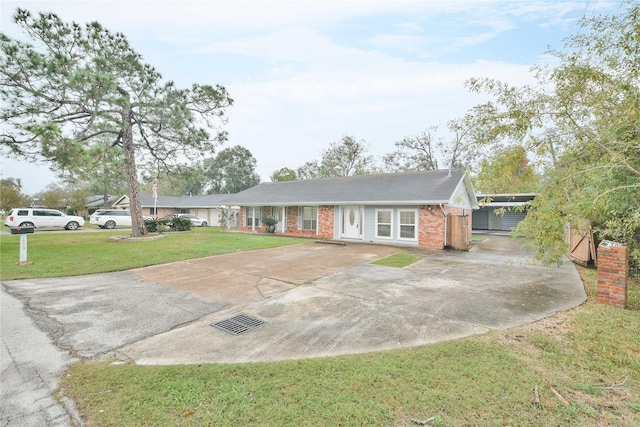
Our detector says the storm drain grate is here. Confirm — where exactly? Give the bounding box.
[211,314,266,335]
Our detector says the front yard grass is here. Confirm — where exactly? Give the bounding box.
[0,227,304,280]
[60,265,640,426]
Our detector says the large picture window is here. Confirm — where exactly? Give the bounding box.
[398,209,417,240]
[244,207,261,227]
[301,206,317,231]
[375,209,393,238]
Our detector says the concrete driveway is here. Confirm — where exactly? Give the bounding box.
[2,235,586,367]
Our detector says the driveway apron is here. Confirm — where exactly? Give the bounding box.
[3,236,586,367]
[121,236,586,364]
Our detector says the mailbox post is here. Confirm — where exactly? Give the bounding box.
[10,226,35,265]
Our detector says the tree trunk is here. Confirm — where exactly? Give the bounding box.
[122,104,146,237]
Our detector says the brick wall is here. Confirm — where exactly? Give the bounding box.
[418,205,446,249]
[417,205,471,250]
[236,207,268,233]
[236,205,335,239]
[597,245,628,308]
[317,205,334,239]
[236,204,467,250]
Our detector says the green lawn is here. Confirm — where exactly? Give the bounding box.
[0,227,304,280]
[371,252,422,268]
[3,229,639,426]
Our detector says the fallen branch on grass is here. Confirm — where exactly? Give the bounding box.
[411,416,435,425]
[592,375,630,390]
[550,385,571,407]
[534,385,540,407]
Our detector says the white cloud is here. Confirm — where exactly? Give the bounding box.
[0,0,618,193]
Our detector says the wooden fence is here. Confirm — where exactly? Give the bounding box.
[446,215,470,251]
[567,221,597,266]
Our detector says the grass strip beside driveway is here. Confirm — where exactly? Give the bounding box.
[0,228,304,280]
[371,252,422,268]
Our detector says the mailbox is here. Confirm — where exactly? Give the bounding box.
[10,226,35,235]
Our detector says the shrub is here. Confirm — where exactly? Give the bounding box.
[261,215,279,233]
[169,215,192,231]
[144,217,170,233]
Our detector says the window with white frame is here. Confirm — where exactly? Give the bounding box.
[398,209,418,240]
[300,206,317,231]
[375,209,393,238]
[244,206,262,227]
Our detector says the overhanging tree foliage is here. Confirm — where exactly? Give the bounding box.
[0,9,232,236]
[467,1,640,268]
[474,146,539,194]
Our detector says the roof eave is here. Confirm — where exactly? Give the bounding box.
[233,200,453,206]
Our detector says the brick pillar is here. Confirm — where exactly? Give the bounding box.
[597,243,629,308]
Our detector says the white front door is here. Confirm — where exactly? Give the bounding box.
[343,205,361,239]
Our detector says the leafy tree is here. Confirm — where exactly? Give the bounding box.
[319,135,374,177]
[383,127,440,172]
[204,145,260,194]
[441,112,492,172]
[143,163,206,197]
[38,184,65,210]
[296,161,320,180]
[474,146,539,194]
[467,1,640,268]
[67,187,90,215]
[270,167,297,182]
[0,178,31,212]
[0,10,232,236]
[81,146,128,207]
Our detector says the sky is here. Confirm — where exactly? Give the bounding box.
[0,0,617,195]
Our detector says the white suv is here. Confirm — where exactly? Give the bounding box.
[4,208,85,230]
[90,210,151,229]
[90,210,130,229]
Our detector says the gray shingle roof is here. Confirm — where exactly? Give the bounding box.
[139,194,229,208]
[223,169,469,206]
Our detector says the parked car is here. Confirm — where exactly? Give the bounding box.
[3,208,85,230]
[172,213,208,227]
[90,210,151,229]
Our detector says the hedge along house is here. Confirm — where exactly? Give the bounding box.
[223,169,478,250]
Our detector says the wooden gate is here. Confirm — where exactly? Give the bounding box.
[446,215,470,251]
[568,221,597,266]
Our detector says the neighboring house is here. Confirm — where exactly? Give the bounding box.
[112,194,232,227]
[222,169,478,250]
[84,194,120,216]
[472,193,536,232]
